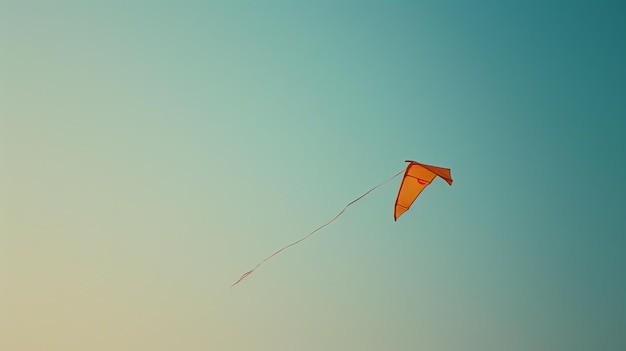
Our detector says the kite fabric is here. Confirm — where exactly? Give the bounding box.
[231,160,452,288]
[394,160,453,220]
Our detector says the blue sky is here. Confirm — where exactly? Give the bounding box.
[2,1,625,350]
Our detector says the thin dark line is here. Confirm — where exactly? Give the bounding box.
[231,168,405,288]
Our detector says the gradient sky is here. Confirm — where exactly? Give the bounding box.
[2,1,625,350]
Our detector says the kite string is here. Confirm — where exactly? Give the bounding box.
[231,168,405,288]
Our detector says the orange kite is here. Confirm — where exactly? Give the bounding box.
[232,160,453,287]
[394,160,454,220]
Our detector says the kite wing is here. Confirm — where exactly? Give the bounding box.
[394,160,453,220]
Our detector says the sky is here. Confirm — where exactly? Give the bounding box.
[2,1,625,350]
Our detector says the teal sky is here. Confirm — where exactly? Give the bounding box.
[2,1,625,350]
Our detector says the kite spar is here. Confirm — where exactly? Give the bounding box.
[231,160,452,287]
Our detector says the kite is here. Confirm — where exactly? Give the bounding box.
[231,160,453,287]
[394,160,453,220]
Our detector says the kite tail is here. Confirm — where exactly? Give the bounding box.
[231,168,405,288]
